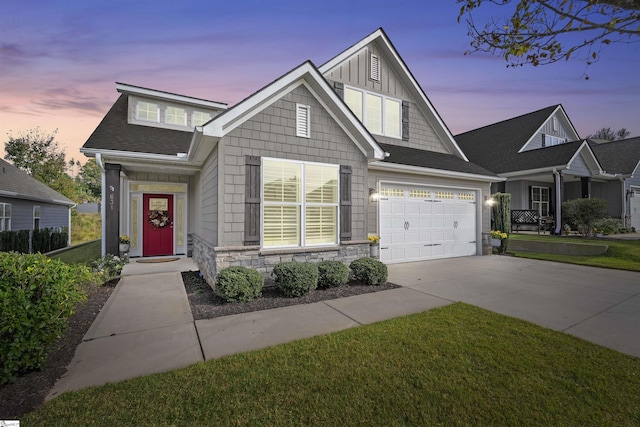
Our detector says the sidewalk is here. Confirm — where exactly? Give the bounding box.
[47,257,448,399]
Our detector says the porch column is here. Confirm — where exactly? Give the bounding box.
[581,177,591,198]
[554,171,563,235]
[104,163,121,256]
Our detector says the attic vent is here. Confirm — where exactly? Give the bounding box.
[296,104,310,138]
[370,54,380,81]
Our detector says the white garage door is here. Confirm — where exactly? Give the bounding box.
[631,191,640,231]
[379,184,477,263]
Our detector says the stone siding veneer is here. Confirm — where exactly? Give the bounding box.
[191,233,370,289]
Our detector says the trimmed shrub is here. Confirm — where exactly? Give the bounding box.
[350,257,388,286]
[272,261,318,297]
[91,253,128,283]
[0,252,94,384]
[215,266,264,302]
[563,198,608,238]
[593,217,622,235]
[317,260,349,288]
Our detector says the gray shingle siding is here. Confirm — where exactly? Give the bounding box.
[569,153,592,177]
[200,145,219,246]
[218,84,368,247]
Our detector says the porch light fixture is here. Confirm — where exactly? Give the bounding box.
[484,196,495,207]
[369,188,379,202]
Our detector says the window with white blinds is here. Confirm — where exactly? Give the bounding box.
[136,101,159,122]
[296,104,310,138]
[166,106,186,125]
[263,159,338,248]
[192,111,212,127]
[343,85,401,139]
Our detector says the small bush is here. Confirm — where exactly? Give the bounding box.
[350,257,388,286]
[593,217,622,235]
[0,252,94,384]
[91,253,128,283]
[317,260,349,288]
[272,261,318,297]
[215,266,264,302]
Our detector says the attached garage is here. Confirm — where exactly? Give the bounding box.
[379,183,478,263]
[631,189,640,231]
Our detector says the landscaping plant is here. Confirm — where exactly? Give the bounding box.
[215,266,264,302]
[350,257,388,285]
[563,198,608,238]
[272,261,318,297]
[316,260,349,288]
[491,192,511,234]
[91,253,128,283]
[0,252,94,384]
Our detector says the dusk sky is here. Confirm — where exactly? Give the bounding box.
[1,0,639,167]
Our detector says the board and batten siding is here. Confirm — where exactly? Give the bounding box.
[323,42,449,154]
[522,114,575,151]
[217,84,368,247]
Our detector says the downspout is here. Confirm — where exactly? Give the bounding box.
[96,153,106,256]
[553,168,562,235]
[620,176,627,228]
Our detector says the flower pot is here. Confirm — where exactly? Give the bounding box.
[119,243,130,253]
[490,238,502,247]
[370,245,379,258]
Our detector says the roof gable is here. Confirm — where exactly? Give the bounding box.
[0,158,75,206]
[518,105,580,153]
[202,61,385,160]
[319,28,468,160]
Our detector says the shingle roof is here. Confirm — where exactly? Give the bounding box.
[589,137,640,175]
[81,95,193,155]
[0,158,75,205]
[378,143,498,177]
[455,105,561,173]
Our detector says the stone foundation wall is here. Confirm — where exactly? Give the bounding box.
[481,232,493,255]
[191,233,370,289]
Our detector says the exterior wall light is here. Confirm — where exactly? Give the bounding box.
[369,188,379,202]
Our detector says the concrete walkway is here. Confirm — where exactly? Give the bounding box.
[48,255,640,399]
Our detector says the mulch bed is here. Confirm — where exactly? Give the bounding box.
[182,271,400,321]
[1,270,398,419]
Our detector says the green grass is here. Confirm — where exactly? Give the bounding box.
[71,213,101,245]
[509,233,640,272]
[24,304,640,426]
[48,240,102,265]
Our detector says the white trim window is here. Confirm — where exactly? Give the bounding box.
[165,106,186,126]
[136,101,159,122]
[33,205,41,230]
[531,186,550,217]
[192,110,212,127]
[344,86,401,138]
[263,158,338,248]
[0,203,11,231]
[296,104,311,138]
[545,135,565,146]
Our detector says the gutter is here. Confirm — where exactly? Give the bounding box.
[369,161,503,183]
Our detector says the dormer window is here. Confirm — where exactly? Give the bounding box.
[344,86,401,139]
[166,106,186,126]
[193,111,212,127]
[543,135,565,147]
[136,101,159,122]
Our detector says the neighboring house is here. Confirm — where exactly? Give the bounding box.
[0,158,75,237]
[455,105,637,233]
[81,28,498,284]
[589,137,640,230]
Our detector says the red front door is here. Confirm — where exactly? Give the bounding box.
[143,194,174,256]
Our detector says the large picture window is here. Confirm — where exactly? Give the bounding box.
[263,159,338,248]
[344,86,401,138]
[0,203,11,231]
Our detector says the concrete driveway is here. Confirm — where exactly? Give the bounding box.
[388,256,640,358]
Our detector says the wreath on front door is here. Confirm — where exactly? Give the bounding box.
[148,210,171,229]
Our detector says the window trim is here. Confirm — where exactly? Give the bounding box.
[135,101,160,123]
[531,186,550,217]
[33,205,41,230]
[343,85,402,139]
[261,157,339,249]
[0,202,11,232]
[165,106,187,126]
[296,104,311,138]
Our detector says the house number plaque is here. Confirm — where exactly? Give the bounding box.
[149,198,168,211]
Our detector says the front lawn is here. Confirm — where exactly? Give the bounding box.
[24,303,640,426]
[48,240,102,265]
[509,234,640,272]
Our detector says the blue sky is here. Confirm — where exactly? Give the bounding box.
[1,0,638,164]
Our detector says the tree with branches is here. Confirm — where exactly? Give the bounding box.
[5,128,67,186]
[457,0,640,78]
[586,126,631,140]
